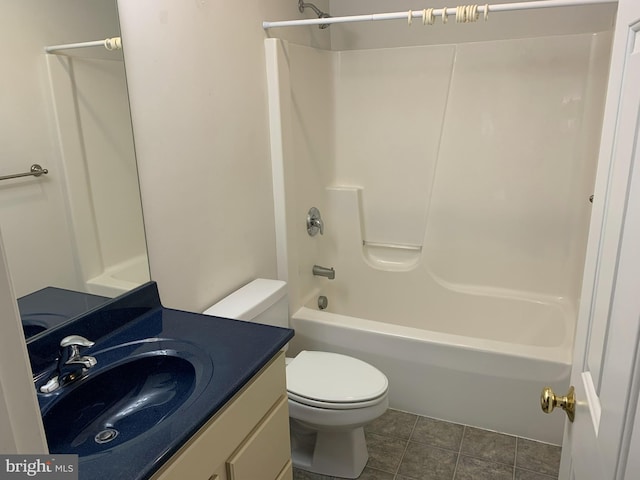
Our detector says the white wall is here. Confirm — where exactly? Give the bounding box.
[47,52,148,297]
[118,0,330,312]
[271,27,611,318]
[48,56,145,272]
[265,41,336,313]
[334,45,454,247]
[420,32,610,298]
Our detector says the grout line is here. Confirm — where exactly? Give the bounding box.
[451,425,466,479]
[380,411,561,480]
[513,436,518,480]
[407,414,419,440]
[393,415,419,478]
[514,466,560,479]
[459,425,466,455]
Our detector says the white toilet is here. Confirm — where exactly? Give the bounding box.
[203,278,389,479]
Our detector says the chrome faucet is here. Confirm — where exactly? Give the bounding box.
[313,264,335,280]
[40,335,97,393]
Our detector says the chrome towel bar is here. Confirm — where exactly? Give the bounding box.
[0,164,48,182]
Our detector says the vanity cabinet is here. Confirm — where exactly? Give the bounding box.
[151,352,292,480]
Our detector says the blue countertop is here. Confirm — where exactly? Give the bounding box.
[18,287,110,339]
[29,282,294,480]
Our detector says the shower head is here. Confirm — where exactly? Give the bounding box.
[298,0,332,29]
[318,12,331,29]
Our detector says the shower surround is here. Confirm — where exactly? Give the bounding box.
[266,30,611,443]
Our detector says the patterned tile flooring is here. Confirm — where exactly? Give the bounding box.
[293,409,561,480]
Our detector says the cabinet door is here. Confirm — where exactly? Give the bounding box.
[151,353,287,480]
[275,461,293,480]
[205,469,227,480]
[227,396,290,480]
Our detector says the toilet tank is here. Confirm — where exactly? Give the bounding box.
[202,278,289,329]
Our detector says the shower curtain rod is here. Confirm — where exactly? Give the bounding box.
[44,37,122,54]
[262,0,616,29]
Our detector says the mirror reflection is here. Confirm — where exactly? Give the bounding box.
[1,0,149,339]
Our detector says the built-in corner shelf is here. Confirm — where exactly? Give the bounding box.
[362,241,422,272]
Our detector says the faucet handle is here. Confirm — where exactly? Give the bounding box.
[60,334,97,369]
[40,376,60,394]
[60,335,94,348]
[307,207,325,236]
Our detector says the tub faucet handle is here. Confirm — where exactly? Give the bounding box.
[307,207,324,236]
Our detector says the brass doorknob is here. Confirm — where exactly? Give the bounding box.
[541,386,575,422]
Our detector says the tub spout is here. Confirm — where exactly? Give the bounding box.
[313,265,335,280]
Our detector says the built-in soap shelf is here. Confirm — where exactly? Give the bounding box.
[362,240,422,271]
[325,185,424,272]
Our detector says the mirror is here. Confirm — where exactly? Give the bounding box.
[1,0,149,339]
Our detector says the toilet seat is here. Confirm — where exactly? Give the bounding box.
[288,391,387,409]
[286,351,388,410]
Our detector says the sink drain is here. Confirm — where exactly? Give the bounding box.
[95,428,118,444]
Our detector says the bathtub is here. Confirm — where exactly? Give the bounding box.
[85,254,150,298]
[284,184,574,444]
[289,296,572,445]
[264,37,593,446]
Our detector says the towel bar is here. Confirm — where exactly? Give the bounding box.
[0,164,48,182]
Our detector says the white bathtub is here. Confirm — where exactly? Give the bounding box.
[264,37,592,447]
[289,301,571,445]
[286,187,572,444]
[85,254,150,298]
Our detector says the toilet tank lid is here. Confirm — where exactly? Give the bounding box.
[203,278,287,320]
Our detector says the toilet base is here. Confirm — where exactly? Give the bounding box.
[290,419,368,479]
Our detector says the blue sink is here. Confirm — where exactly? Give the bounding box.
[22,321,48,338]
[28,282,294,480]
[43,354,196,456]
[22,313,69,339]
[37,336,215,462]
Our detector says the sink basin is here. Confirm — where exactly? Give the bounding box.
[43,354,196,456]
[22,312,79,339]
[27,282,292,480]
[22,321,48,338]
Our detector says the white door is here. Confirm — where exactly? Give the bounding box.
[556,1,640,478]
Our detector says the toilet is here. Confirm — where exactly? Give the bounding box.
[203,278,389,479]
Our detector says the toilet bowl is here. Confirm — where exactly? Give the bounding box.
[203,279,389,479]
[286,350,389,477]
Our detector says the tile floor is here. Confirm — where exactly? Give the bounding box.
[292,409,561,480]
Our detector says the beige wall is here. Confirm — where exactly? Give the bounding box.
[0,0,137,454]
[0,0,623,460]
[0,0,331,452]
[0,232,47,453]
[118,0,330,312]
